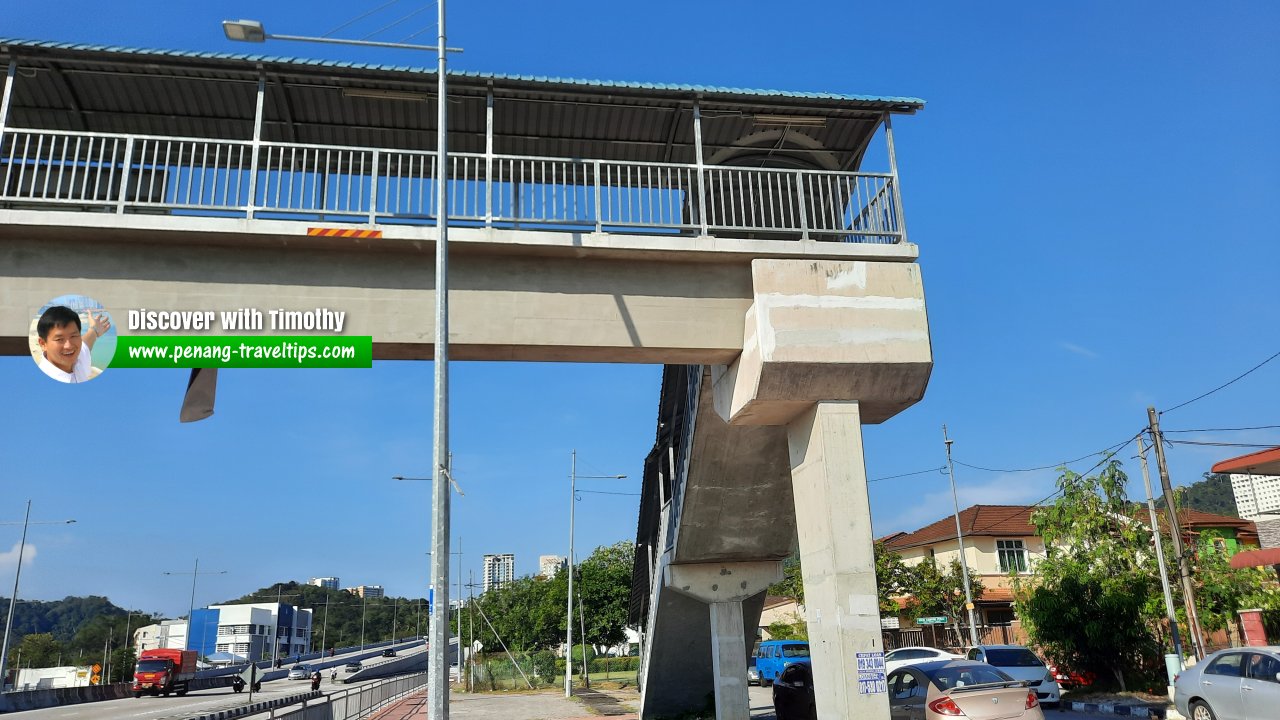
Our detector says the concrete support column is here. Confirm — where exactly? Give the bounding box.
[666,561,782,720]
[786,401,888,720]
[709,600,749,720]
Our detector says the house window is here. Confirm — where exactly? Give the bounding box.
[997,540,1028,573]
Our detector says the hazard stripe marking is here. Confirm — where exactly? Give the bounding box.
[306,228,383,238]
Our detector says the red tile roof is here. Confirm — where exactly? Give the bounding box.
[883,504,1258,552]
[885,505,1038,550]
[1212,447,1280,476]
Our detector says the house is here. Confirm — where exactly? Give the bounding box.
[757,595,804,641]
[884,505,1044,627]
[883,504,1258,629]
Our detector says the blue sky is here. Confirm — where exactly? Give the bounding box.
[1,1,1278,618]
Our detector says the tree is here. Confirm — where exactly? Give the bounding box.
[578,541,635,649]
[15,633,62,668]
[904,558,984,642]
[1014,460,1161,691]
[768,554,805,604]
[1194,545,1274,641]
[875,542,913,616]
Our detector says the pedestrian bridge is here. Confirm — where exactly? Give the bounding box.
[0,38,933,719]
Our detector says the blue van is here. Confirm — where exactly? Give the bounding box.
[754,640,810,685]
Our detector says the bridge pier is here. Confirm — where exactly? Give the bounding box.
[665,561,782,720]
[786,401,888,720]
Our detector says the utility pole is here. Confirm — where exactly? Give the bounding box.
[566,450,577,697]
[1147,407,1206,659]
[468,571,475,693]
[942,426,980,646]
[1137,432,1184,679]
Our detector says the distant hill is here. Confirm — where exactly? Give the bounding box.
[0,595,129,643]
[1157,473,1239,518]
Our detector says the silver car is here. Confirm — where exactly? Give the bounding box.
[1175,647,1280,720]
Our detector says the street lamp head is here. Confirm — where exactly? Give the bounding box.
[223,20,266,43]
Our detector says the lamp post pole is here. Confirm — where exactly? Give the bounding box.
[564,452,627,697]
[566,451,576,697]
[222,16,462,718]
[1,503,75,691]
[162,561,226,659]
[942,426,980,646]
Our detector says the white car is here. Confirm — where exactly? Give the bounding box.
[966,645,1061,706]
[884,646,964,673]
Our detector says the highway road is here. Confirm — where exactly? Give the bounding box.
[15,642,426,720]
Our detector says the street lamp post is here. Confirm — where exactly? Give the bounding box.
[162,560,227,658]
[223,18,462,718]
[942,427,980,647]
[0,502,76,691]
[564,451,626,697]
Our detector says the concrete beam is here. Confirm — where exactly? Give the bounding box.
[0,235,751,363]
[786,401,888,720]
[713,259,932,426]
[665,561,782,605]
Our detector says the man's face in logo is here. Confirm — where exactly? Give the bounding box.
[39,321,83,372]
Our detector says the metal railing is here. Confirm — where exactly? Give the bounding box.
[0,127,906,243]
[272,671,427,720]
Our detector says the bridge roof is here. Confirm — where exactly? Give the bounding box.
[0,37,925,109]
[0,37,922,167]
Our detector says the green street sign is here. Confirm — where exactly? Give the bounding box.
[917,616,948,625]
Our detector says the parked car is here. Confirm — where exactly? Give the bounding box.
[772,658,1044,720]
[1174,646,1280,720]
[1047,660,1096,690]
[287,664,312,680]
[344,661,362,673]
[382,649,397,657]
[755,640,810,686]
[966,645,1060,706]
[885,646,965,673]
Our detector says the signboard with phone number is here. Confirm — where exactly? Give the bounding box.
[856,651,886,694]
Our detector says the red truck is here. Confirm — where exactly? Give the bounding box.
[132,649,198,698]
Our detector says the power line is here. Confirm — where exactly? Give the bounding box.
[1166,440,1280,449]
[954,433,1138,474]
[322,0,404,37]
[1162,348,1280,415]
[360,3,436,41]
[868,467,946,483]
[1162,425,1280,434]
[964,436,1138,538]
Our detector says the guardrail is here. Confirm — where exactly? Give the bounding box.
[271,672,427,720]
[0,127,906,243]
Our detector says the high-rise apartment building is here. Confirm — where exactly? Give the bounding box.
[343,585,385,599]
[482,554,516,593]
[538,555,566,578]
[308,577,340,590]
[1231,474,1280,521]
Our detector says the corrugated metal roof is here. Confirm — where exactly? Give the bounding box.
[0,37,925,108]
[0,36,920,170]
